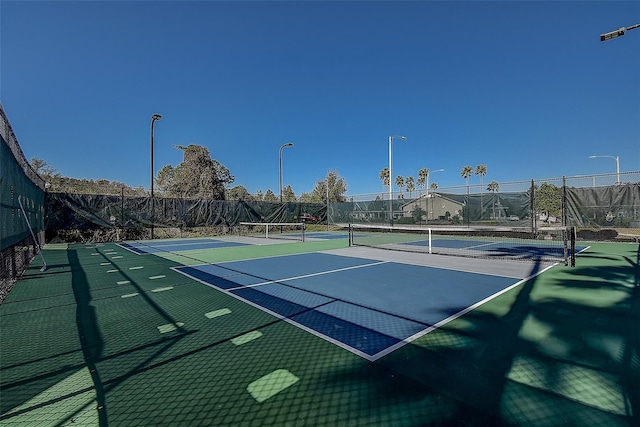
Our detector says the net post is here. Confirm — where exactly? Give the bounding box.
[530,180,536,235]
[563,227,568,266]
[571,226,576,267]
[428,228,432,254]
[302,222,305,242]
[562,176,567,226]
[348,224,353,246]
[265,224,269,239]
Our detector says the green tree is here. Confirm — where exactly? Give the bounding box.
[460,165,473,188]
[264,189,278,202]
[167,144,234,199]
[430,182,438,191]
[255,190,264,201]
[282,185,296,202]
[475,164,488,219]
[298,192,313,203]
[379,167,390,188]
[310,171,348,203]
[412,205,425,223]
[417,168,429,193]
[487,180,499,220]
[30,158,144,195]
[156,165,177,194]
[460,166,473,223]
[227,185,252,201]
[31,157,59,179]
[395,175,405,196]
[535,182,562,220]
[406,176,416,198]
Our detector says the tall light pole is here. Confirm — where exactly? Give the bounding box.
[388,135,406,226]
[425,168,444,222]
[326,174,330,230]
[589,155,620,185]
[279,142,294,202]
[150,113,162,239]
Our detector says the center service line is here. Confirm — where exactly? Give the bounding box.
[226,261,390,292]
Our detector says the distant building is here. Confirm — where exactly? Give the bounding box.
[401,193,464,221]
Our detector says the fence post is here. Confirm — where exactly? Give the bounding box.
[562,176,567,227]
[530,180,536,235]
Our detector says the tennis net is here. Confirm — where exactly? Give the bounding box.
[238,222,306,242]
[348,224,576,264]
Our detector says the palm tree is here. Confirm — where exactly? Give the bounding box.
[406,176,415,199]
[417,168,429,195]
[379,168,390,197]
[429,182,438,221]
[460,166,473,224]
[460,166,473,188]
[487,180,499,220]
[475,164,488,219]
[395,175,405,197]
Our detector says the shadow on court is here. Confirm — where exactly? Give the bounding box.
[2,242,638,426]
[372,243,640,426]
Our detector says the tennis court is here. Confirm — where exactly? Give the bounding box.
[174,251,545,360]
[1,234,638,426]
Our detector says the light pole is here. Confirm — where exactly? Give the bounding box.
[388,135,406,226]
[600,23,640,41]
[425,168,444,222]
[150,113,162,239]
[326,174,330,230]
[589,155,620,185]
[279,142,294,202]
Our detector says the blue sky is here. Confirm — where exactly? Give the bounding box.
[2,1,639,197]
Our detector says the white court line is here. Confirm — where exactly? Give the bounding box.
[175,254,556,361]
[462,241,500,250]
[369,262,559,361]
[129,240,222,249]
[225,261,389,292]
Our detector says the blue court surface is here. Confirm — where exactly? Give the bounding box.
[119,238,249,254]
[305,232,348,240]
[173,252,524,360]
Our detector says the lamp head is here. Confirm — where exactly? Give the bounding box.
[152,113,162,121]
[284,142,294,148]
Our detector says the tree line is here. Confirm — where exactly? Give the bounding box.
[30,144,348,203]
[378,164,501,199]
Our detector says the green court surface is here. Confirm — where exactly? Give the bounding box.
[0,238,638,426]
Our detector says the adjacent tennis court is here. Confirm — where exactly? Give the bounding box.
[119,237,250,254]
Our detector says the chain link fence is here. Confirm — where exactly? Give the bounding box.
[1,104,46,303]
[330,171,640,242]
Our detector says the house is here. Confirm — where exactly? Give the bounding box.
[401,193,464,221]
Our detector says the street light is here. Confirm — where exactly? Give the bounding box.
[279,142,294,202]
[589,155,620,185]
[600,23,640,41]
[150,113,162,239]
[425,168,444,222]
[388,135,406,226]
